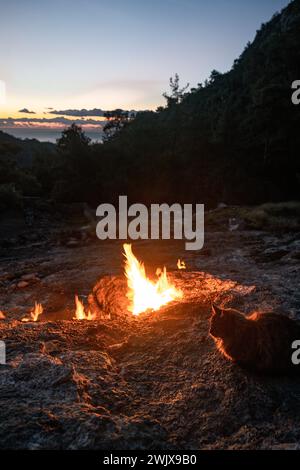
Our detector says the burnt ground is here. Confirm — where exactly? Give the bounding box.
[0,209,300,449]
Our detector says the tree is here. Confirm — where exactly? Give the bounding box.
[56,123,91,152]
[54,124,93,202]
[162,73,189,107]
[103,109,134,142]
[208,69,222,85]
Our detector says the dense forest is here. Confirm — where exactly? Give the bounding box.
[1,0,300,212]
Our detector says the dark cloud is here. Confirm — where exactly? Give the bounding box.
[18,108,36,114]
[49,108,141,117]
[50,108,105,117]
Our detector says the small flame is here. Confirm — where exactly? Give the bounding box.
[22,302,43,322]
[0,311,5,320]
[73,295,96,320]
[123,243,183,315]
[177,259,186,270]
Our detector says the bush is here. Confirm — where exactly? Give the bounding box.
[17,172,41,197]
[0,184,22,212]
[205,202,300,231]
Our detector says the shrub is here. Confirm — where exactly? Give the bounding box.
[0,184,22,212]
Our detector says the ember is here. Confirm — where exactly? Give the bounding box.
[123,243,183,315]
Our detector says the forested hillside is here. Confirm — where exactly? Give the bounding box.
[102,0,300,206]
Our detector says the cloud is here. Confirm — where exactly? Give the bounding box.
[49,108,105,117]
[18,108,36,114]
[0,116,104,129]
[49,107,141,117]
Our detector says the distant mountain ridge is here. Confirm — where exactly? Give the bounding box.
[0,130,56,167]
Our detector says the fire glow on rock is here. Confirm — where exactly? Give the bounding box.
[14,245,184,322]
[123,243,183,315]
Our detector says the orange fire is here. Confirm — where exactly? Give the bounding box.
[123,243,183,315]
[0,311,5,320]
[73,295,96,320]
[22,302,43,322]
[177,259,186,270]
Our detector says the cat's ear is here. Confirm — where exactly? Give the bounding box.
[212,303,223,317]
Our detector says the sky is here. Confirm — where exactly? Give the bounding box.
[0,0,291,130]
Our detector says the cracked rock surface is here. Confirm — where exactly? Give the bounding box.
[0,230,300,449]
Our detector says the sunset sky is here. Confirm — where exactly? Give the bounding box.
[0,0,290,130]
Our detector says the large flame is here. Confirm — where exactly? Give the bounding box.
[73,295,96,320]
[123,243,183,315]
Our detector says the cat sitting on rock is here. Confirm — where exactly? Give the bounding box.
[210,304,300,374]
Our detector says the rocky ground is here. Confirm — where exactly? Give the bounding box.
[0,204,300,449]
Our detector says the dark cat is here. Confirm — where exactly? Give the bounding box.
[209,304,300,374]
